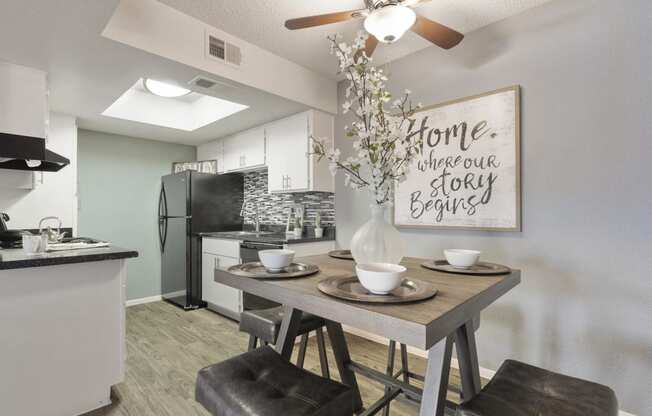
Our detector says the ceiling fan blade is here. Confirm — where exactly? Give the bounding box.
[285,9,367,30]
[411,14,464,49]
[355,35,379,60]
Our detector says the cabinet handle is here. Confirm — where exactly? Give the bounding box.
[214,257,220,269]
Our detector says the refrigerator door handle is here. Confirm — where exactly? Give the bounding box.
[159,217,168,252]
[159,184,167,219]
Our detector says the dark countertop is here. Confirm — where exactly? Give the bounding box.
[0,245,139,270]
[197,228,336,245]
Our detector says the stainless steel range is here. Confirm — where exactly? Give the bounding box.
[240,241,282,311]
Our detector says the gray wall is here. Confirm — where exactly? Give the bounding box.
[334,1,651,414]
[77,130,196,301]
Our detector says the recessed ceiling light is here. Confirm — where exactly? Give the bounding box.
[144,78,191,98]
[103,79,249,131]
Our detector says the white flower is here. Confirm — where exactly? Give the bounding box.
[316,34,422,205]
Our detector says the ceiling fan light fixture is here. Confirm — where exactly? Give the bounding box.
[144,78,191,98]
[363,5,416,43]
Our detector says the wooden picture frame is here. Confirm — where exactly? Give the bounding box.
[394,85,521,231]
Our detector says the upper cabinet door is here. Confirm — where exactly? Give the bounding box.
[238,126,266,169]
[197,140,224,172]
[223,126,265,172]
[266,112,310,193]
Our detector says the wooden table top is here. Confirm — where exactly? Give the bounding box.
[215,254,520,350]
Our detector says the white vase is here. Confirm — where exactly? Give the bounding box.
[350,204,405,265]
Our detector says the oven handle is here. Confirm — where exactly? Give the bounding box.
[240,241,284,250]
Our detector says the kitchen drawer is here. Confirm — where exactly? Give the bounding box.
[202,237,240,258]
[202,253,242,320]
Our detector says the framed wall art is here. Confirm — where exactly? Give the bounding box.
[394,86,521,231]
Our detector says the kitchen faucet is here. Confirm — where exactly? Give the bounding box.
[240,201,261,233]
[0,213,9,231]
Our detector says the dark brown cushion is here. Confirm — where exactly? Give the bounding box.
[239,306,325,344]
[196,346,353,416]
[457,360,618,416]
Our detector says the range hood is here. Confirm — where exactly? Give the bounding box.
[0,132,70,172]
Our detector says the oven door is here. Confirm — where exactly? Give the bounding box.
[240,241,283,311]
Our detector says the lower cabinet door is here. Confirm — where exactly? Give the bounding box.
[201,253,242,318]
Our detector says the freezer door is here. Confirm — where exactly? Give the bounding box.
[161,217,190,308]
[190,172,243,233]
[162,172,190,217]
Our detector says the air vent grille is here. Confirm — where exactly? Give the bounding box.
[206,33,242,67]
[209,36,225,60]
[188,75,237,91]
[193,77,218,89]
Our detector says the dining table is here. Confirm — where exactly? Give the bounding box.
[214,254,521,416]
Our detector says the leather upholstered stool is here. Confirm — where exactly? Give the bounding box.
[239,306,330,378]
[457,359,618,416]
[196,346,353,416]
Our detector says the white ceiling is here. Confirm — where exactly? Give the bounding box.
[0,0,308,145]
[159,0,555,79]
[0,0,553,145]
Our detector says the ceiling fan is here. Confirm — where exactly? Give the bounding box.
[285,0,464,57]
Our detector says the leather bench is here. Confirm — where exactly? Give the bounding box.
[196,346,353,416]
[457,360,618,416]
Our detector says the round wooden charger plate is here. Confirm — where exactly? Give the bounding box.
[318,276,437,304]
[328,249,354,260]
[228,262,319,279]
[421,260,510,275]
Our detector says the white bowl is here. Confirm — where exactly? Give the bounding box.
[356,263,406,295]
[259,249,295,272]
[444,249,481,269]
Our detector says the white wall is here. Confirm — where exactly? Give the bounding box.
[334,1,651,414]
[0,113,78,230]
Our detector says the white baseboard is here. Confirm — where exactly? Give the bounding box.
[125,295,162,307]
[342,326,636,416]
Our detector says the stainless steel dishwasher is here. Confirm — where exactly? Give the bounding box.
[240,241,283,311]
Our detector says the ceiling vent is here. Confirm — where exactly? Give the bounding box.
[188,75,237,91]
[206,32,242,67]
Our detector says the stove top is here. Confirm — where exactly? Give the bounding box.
[0,237,100,250]
[0,241,22,249]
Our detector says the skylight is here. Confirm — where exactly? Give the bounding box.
[102,79,248,131]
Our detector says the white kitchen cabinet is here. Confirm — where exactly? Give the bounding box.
[197,139,224,173]
[266,110,334,193]
[0,61,47,139]
[223,126,266,172]
[202,238,242,320]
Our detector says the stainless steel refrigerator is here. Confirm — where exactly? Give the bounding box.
[158,170,243,310]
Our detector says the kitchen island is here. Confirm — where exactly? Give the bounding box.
[0,245,138,416]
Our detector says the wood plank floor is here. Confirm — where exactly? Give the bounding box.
[86,301,484,416]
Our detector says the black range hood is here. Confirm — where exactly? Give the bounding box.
[0,132,70,172]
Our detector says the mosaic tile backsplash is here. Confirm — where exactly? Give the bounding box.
[242,169,335,227]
